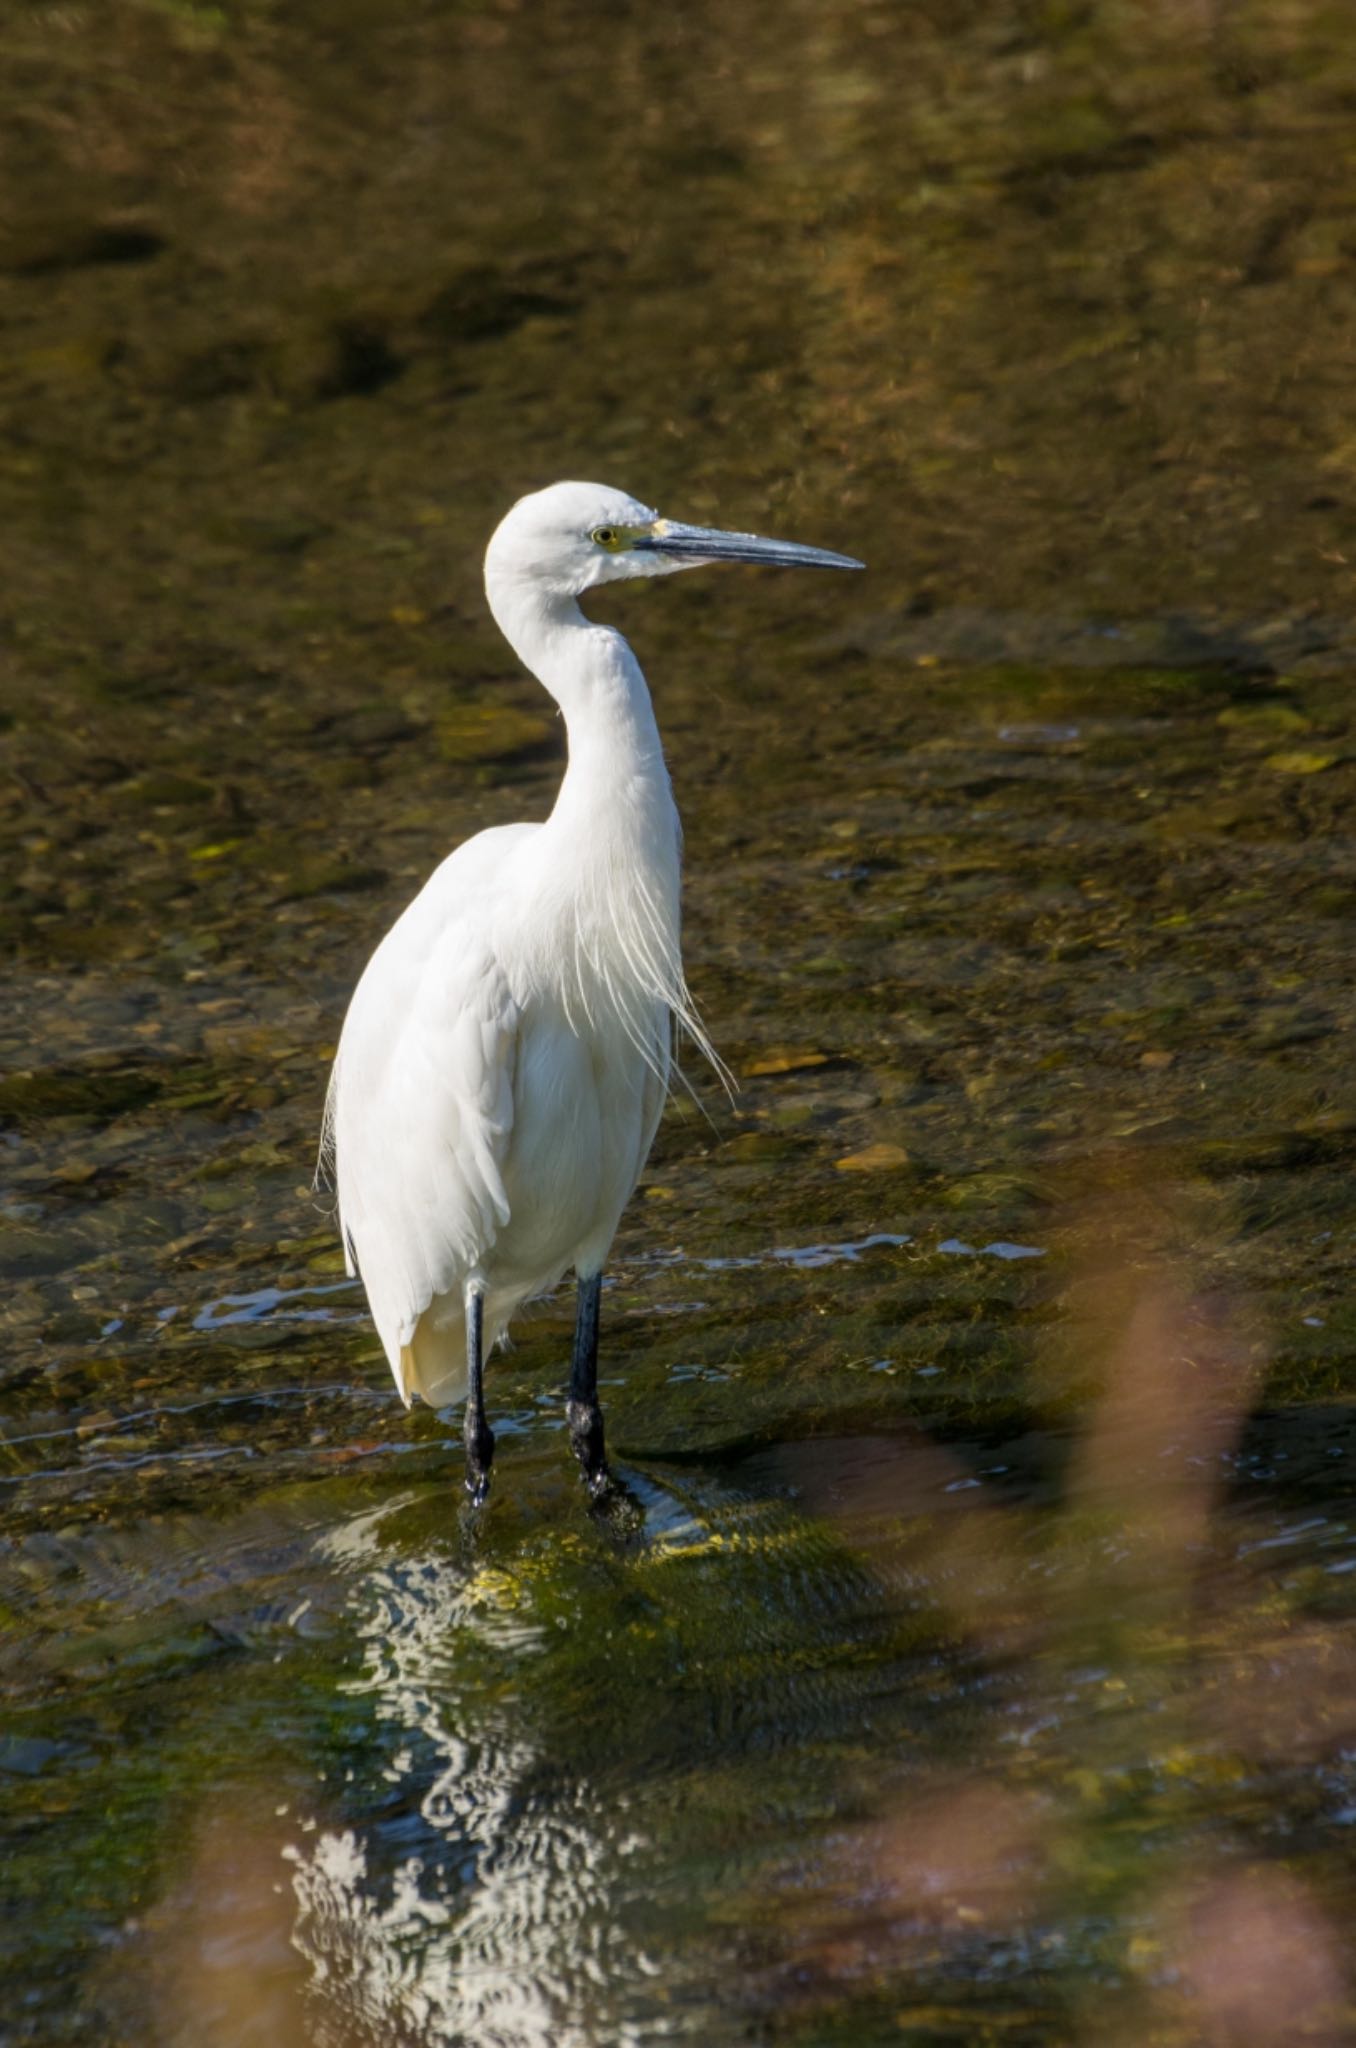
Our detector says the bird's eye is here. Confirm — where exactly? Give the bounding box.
[591,525,620,549]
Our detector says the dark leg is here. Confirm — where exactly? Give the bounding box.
[464,1286,495,1506]
[567,1271,609,1497]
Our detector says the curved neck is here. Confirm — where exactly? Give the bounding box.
[484,559,690,1030]
[485,569,668,801]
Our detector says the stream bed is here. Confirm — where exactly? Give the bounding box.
[3,3,1355,2042]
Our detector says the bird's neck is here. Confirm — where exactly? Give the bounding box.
[486,575,674,823]
[486,572,683,1005]
[483,569,716,1057]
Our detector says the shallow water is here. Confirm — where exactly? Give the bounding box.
[3,2,1356,2042]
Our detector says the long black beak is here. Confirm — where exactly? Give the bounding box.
[632,519,864,571]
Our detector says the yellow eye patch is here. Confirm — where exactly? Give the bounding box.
[589,523,647,552]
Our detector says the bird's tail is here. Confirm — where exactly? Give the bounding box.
[397,1298,513,1410]
[398,1322,468,1410]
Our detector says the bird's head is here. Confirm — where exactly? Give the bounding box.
[485,480,863,600]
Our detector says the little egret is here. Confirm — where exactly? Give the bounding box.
[323,481,862,1503]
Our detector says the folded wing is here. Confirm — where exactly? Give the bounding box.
[326,881,521,1404]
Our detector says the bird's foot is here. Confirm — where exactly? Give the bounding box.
[587,1471,644,1537]
[464,1416,496,1507]
[567,1397,610,1500]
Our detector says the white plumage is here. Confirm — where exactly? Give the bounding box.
[321,481,861,1500]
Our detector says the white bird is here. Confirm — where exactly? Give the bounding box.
[322,481,862,1503]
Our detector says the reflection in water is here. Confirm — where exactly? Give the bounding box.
[277,1467,893,2046]
[227,1236,1355,2048]
[193,1281,363,1332]
[287,1505,644,2048]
